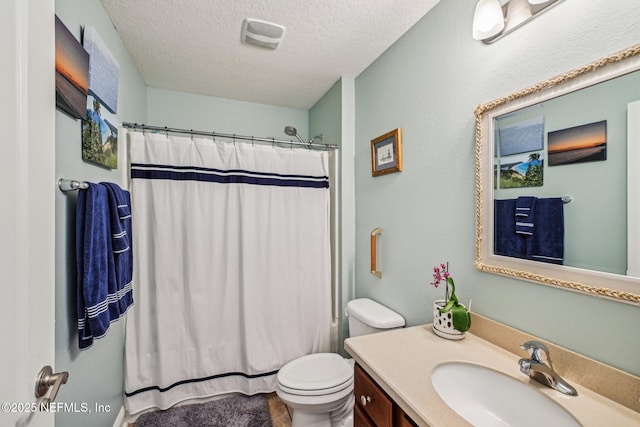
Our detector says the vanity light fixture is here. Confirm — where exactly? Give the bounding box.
[472,0,564,43]
[504,0,532,32]
[472,0,505,41]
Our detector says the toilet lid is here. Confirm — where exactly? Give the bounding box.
[277,353,353,394]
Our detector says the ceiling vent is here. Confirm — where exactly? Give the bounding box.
[241,18,286,50]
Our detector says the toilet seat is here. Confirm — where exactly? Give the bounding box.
[277,353,354,396]
[277,377,353,397]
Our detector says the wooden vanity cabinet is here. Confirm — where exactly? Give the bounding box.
[354,363,419,427]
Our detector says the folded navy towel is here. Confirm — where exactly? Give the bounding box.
[527,197,564,265]
[76,182,133,350]
[515,196,536,236]
[515,196,536,217]
[102,182,134,319]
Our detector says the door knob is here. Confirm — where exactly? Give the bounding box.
[35,366,69,405]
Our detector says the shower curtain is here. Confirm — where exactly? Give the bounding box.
[124,131,332,414]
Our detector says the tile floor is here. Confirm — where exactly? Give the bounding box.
[265,392,292,427]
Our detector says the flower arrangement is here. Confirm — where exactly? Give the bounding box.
[431,262,471,333]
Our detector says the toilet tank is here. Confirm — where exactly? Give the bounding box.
[346,298,405,337]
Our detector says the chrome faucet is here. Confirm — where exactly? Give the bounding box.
[518,340,578,396]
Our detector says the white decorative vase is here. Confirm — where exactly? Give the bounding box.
[432,299,466,340]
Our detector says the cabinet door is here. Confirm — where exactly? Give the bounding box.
[355,404,375,427]
[354,364,393,426]
[395,406,420,427]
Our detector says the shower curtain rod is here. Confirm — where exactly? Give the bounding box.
[122,122,338,150]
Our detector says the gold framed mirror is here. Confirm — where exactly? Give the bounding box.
[475,44,640,305]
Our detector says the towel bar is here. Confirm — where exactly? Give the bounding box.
[58,178,89,192]
[370,227,383,278]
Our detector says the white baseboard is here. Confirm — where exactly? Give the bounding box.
[113,405,127,427]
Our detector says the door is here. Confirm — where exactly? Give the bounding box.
[1,0,56,426]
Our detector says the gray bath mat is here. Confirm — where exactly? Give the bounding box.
[135,394,273,427]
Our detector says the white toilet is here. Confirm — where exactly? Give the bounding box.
[275,298,405,427]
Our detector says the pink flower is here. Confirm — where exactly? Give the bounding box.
[429,262,452,289]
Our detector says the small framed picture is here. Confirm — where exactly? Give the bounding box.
[371,128,402,177]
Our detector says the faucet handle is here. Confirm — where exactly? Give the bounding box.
[520,340,552,365]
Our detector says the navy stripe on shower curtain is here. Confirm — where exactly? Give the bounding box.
[124,130,333,414]
[130,163,329,188]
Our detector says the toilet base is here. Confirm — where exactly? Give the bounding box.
[289,391,354,427]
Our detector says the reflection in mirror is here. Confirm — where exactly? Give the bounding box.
[493,71,640,275]
[475,45,640,305]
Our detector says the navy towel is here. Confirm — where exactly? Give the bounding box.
[494,198,564,265]
[515,196,536,236]
[515,196,536,218]
[76,182,133,350]
[528,197,564,265]
[494,199,525,258]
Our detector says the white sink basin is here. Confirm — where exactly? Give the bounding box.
[431,362,581,427]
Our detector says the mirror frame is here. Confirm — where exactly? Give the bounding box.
[475,44,640,306]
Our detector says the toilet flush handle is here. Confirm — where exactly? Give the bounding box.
[360,395,371,406]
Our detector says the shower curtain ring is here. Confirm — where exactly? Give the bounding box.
[191,130,194,142]
[164,127,169,138]
[251,136,254,147]
[272,138,275,148]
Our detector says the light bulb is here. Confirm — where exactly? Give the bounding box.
[472,0,505,41]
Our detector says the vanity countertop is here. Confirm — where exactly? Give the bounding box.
[344,324,640,427]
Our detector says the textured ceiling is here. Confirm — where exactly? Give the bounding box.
[100,0,441,110]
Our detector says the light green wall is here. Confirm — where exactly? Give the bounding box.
[354,0,640,376]
[147,87,309,141]
[310,77,357,356]
[55,1,146,427]
[310,80,342,148]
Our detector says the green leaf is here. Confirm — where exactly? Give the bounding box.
[446,278,459,304]
[438,299,456,313]
[451,304,471,332]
